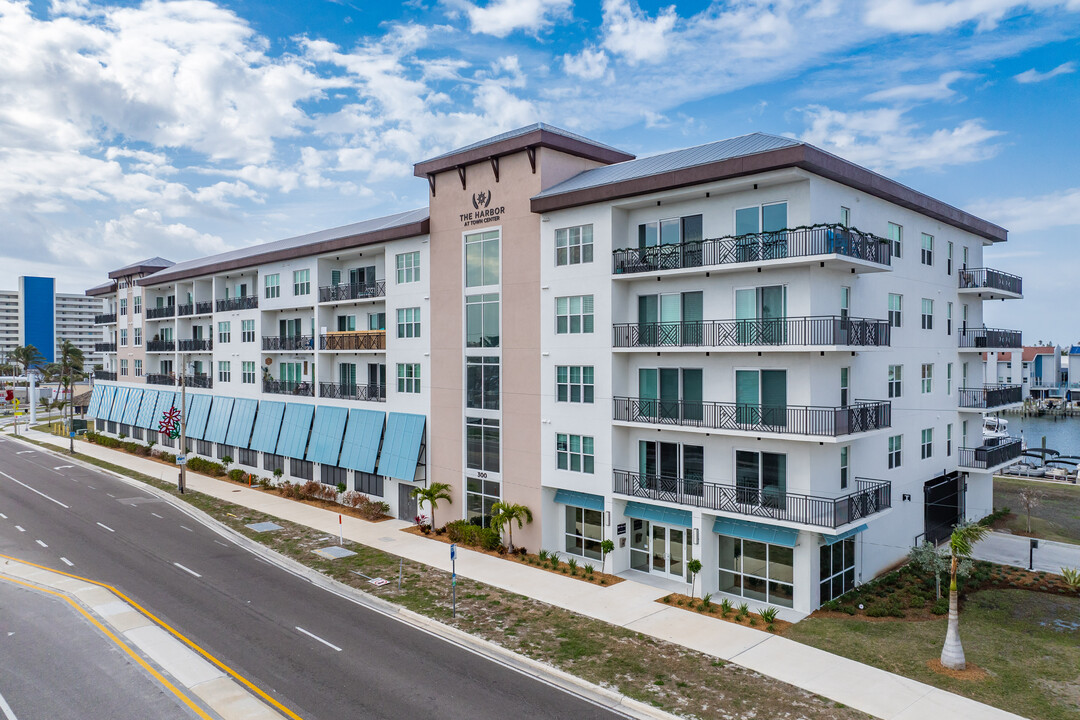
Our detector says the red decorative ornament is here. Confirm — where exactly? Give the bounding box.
[159,407,181,439]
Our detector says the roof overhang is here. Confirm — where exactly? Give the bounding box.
[85,282,115,297]
[108,263,171,280]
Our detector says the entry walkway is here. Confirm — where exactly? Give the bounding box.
[18,429,1021,720]
[972,531,1080,574]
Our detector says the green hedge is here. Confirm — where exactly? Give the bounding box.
[444,520,501,551]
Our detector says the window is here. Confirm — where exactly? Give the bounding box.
[397,307,421,338]
[719,536,794,608]
[368,312,386,331]
[888,294,902,328]
[888,222,902,259]
[922,363,933,394]
[466,477,500,527]
[888,435,902,469]
[947,424,953,456]
[242,320,255,342]
[197,439,213,456]
[397,363,421,393]
[557,434,594,473]
[134,327,141,346]
[565,506,602,560]
[962,245,969,270]
[396,251,420,284]
[133,296,141,314]
[321,464,347,487]
[947,363,953,395]
[465,230,500,287]
[355,471,383,497]
[556,365,594,403]
[555,225,594,266]
[290,458,313,480]
[840,446,849,490]
[840,366,849,407]
[263,453,284,473]
[638,214,704,247]
[120,328,128,346]
[466,417,500,473]
[134,359,142,377]
[820,538,856,604]
[921,428,933,459]
[218,321,230,343]
[337,314,357,332]
[293,269,310,296]
[218,361,231,383]
[555,295,594,334]
[466,356,499,410]
[238,447,258,467]
[921,298,933,330]
[946,302,953,335]
[840,206,851,227]
[921,233,934,266]
[947,241,954,275]
[242,361,255,384]
[120,298,127,316]
[465,294,499,348]
[120,359,128,376]
[265,273,280,299]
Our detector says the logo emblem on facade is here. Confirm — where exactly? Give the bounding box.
[472,190,492,210]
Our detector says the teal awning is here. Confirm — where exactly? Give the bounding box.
[97,384,117,420]
[624,501,692,528]
[186,394,213,440]
[120,388,143,426]
[823,524,868,545]
[249,401,285,454]
[203,397,234,444]
[107,386,129,423]
[338,409,385,474]
[713,517,799,547]
[554,489,605,512]
[377,412,425,481]
[224,398,258,449]
[87,385,105,418]
[305,406,348,466]
[152,391,177,431]
[136,390,159,429]
[275,403,314,460]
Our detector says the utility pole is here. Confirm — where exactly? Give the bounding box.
[179,360,187,494]
[69,375,75,454]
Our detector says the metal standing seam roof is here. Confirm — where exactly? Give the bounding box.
[225,398,259,449]
[153,391,178,431]
[377,412,426,481]
[418,123,629,166]
[276,403,315,460]
[204,397,234,444]
[120,388,143,426]
[305,405,349,466]
[108,387,130,423]
[250,401,286,454]
[338,409,386,474]
[87,385,105,418]
[185,394,213,440]
[136,390,160,429]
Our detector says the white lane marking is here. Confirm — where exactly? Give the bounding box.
[106,493,115,498]
[173,562,202,578]
[151,512,164,519]
[213,540,227,547]
[14,526,24,533]
[96,522,115,533]
[0,470,70,509]
[0,686,19,720]
[180,525,193,532]
[35,540,47,548]
[0,513,6,519]
[295,626,342,652]
[87,485,96,489]
[53,465,74,470]
[15,451,32,455]
[60,557,74,567]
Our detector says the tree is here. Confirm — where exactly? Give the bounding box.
[489,502,533,552]
[600,539,615,573]
[1017,487,1043,534]
[11,345,45,378]
[688,558,703,598]
[410,482,452,530]
[940,521,990,670]
[54,340,84,454]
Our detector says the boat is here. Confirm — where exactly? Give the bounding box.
[1006,462,1047,477]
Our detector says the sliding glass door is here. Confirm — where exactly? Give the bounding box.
[735,450,787,509]
[735,285,786,345]
[638,368,703,423]
[735,369,787,428]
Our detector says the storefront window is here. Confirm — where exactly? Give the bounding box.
[718,536,794,608]
[564,506,603,560]
[466,478,500,527]
[819,538,856,603]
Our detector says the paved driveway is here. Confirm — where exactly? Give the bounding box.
[972,532,1080,574]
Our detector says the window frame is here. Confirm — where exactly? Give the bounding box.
[888,434,902,469]
[556,365,595,403]
[396,363,421,394]
[396,251,421,284]
[265,273,280,299]
[555,224,594,266]
[292,269,310,296]
[556,433,595,474]
[555,295,594,335]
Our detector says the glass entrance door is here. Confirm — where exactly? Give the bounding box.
[651,523,687,581]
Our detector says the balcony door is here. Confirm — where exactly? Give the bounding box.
[280,318,302,338]
[638,292,701,346]
[367,363,385,397]
[280,362,301,386]
[735,369,786,428]
[639,368,702,422]
[339,363,356,392]
[735,285,786,344]
[337,314,357,332]
[735,450,787,511]
[735,202,787,261]
[639,440,703,497]
[350,265,376,287]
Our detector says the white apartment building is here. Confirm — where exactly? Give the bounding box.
[0,276,105,368]
[86,125,1024,614]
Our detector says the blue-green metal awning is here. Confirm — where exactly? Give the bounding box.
[305,406,348,466]
[712,517,799,547]
[624,501,692,528]
[338,409,385,474]
[377,412,426,481]
[185,394,213,440]
[249,401,285,454]
[86,385,105,418]
[120,388,143,426]
[822,524,868,545]
[136,390,159,429]
[224,398,258,449]
[274,403,314,460]
[553,489,605,512]
[203,397,234,444]
[107,386,130,423]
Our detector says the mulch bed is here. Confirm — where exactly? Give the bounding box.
[657,592,792,633]
[926,659,988,681]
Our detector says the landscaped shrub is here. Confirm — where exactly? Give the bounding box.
[930,597,949,615]
[184,456,225,476]
[228,469,246,483]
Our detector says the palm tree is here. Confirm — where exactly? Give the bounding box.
[11,345,44,378]
[410,482,453,529]
[54,340,84,454]
[940,521,990,670]
[489,502,533,552]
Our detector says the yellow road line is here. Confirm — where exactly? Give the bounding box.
[0,554,302,720]
[0,574,214,720]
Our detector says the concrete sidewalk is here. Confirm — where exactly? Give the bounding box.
[17,429,1022,720]
[973,531,1080,574]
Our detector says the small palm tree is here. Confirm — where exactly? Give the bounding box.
[940,521,990,670]
[11,345,45,378]
[489,502,533,552]
[410,482,453,529]
[54,340,84,454]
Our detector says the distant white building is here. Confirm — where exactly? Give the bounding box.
[0,276,104,368]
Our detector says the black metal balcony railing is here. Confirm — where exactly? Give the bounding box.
[957,327,1023,349]
[146,340,176,352]
[318,280,386,303]
[145,374,174,386]
[319,331,387,351]
[613,470,891,529]
[262,335,315,351]
[614,396,891,437]
[216,296,258,312]
[95,313,117,324]
[959,268,1022,296]
[263,379,313,397]
[95,371,117,381]
[318,382,387,402]
[612,225,891,275]
[958,438,1024,470]
[613,316,890,349]
[958,384,1023,410]
[176,303,193,316]
[183,375,212,389]
[195,301,213,314]
[146,305,175,319]
[178,339,213,352]
[95,342,117,352]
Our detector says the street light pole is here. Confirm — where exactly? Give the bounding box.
[179,361,187,494]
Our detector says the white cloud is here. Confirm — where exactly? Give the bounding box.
[1015,61,1076,83]
[601,0,678,65]
[864,71,974,103]
[797,105,1004,173]
[864,0,1080,33]
[966,187,1080,232]
[562,47,609,80]
[463,0,572,37]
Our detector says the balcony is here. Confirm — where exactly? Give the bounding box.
[319,330,386,351]
[183,375,213,389]
[146,374,175,386]
[958,384,1023,411]
[146,340,176,352]
[146,305,175,319]
[958,268,1023,300]
[95,371,117,381]
[319,382,386,402]
[318,280,386,303]
[613,470,891,530]
[176,303,193,316]
[958,327,1022,350]
[216,296,258,312]
[613,397,890,438]
[959,438,1023,472]
[263,379,313,397]
[195,301,213,315]
[262,335,315,351]
[612,225,891,277]
[95,313,117,324]
[613,316,890,350]
[178,339,213,352]
[95,342,116,352]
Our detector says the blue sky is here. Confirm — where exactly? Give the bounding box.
[3,0,1078,342]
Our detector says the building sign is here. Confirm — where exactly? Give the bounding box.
[460,190,505,227]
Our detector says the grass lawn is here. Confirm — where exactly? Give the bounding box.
[994,476,1080,545]
[786,589,1080,720]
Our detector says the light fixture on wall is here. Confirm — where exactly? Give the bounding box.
[693,528,699,545]
[605,511,611,526]
[902,493,911,502]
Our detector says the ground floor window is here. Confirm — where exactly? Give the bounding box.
[237,447,257,467]
[355,471,383,497]
[147,430,159,444]
[159,433,174,448]
[197,439,213,456]
[263,453,284,473]
[119,424,131,437]
[466,477,499,526]
[564,505,603,560]
[820,538,856,603]
[718,536,794,608]
[95,419,105,431]
[217,444,234,460]
[321,464,347,487]
[290,458,313,480]
[107,421,117,434]
[131,427,144,440]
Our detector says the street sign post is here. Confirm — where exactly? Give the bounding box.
[450,543,457,619]
[176,455,187,465]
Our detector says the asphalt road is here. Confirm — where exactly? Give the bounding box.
[0,436,619,719]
